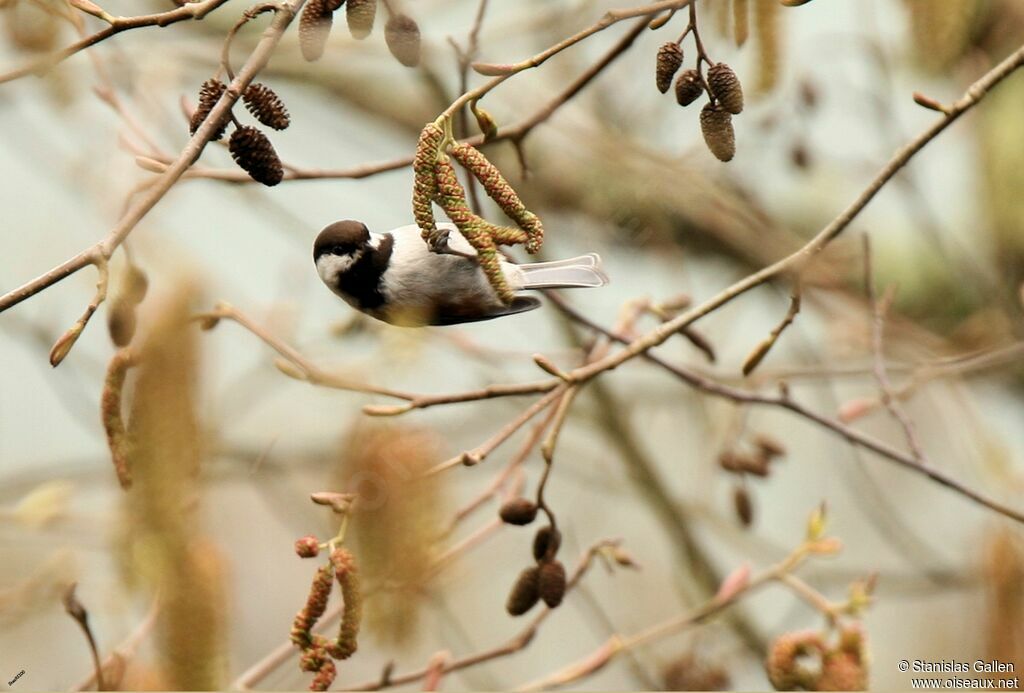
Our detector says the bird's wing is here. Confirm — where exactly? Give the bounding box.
[431,296,541,326]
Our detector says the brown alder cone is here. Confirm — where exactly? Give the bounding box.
[532,525,562,562]
[655,41,684,93]
[384,13,421,67]
[700,103,736,162]
[538,560,567,608]
[707,62,745,114]
[733,485,754,527]
[298,0,332,62]
[189,78,228,139]
[243,82,290,130]
[499,497,538,525]
[506,566,541,616]
[229,126,284,186]
[346,0,376,39]
[674,68,704,107]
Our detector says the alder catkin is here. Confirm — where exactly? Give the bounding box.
[346,0,376,39]
[655,42,684,94]
[229,126,284,186]
[674,69,704,107]
[707,62,744,114]
[384,13,421,67]
[700,103,736,162]
[243,83,290,130]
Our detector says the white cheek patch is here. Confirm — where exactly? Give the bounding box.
[317,252,362,285]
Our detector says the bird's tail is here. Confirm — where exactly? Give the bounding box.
[518,253,609,289]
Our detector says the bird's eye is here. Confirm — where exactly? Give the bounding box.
[333,245,349,255]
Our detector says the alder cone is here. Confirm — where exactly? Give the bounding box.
[299,0,332,62]
[229,126,284,186]
[707,62,744,114]
[243,83,290,130]
[190,78,228,139]
[346,0,376,39]
[700,103,736,162]
[655,42,684,93]
[532,525,562,562]
[107,297,137,347]
[384,13,421,67]
[538,560,567,608]
[506,566,541,616]
[674,68,704,107]
[733,485,753,527]
[499,497,538,525]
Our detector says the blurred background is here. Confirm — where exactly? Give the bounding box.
[2,0,1024,690]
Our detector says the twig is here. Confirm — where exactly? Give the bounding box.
[544,293,1024,524]
[338,540,623,691]
[0,0,232,85]
[72,597,160,691]
[563,40,1024,385]
[0,2,304,359]
[63,584,104,692]
[863,236,928,462]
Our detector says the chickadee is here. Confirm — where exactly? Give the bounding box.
[313,220,609,326]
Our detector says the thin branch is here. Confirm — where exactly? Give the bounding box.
[545,292,1024,524]
[863,236,928,462]
[0,0,232,85]
[0,2,303,340]
[564,40,1024,385]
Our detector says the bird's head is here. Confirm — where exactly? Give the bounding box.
[313,219,372,281]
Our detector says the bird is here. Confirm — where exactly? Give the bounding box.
[313,220,609,326]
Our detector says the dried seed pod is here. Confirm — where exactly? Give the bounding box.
[733,485,753,527]
[189,79,228,139]
[107,295,137,347]
[506,566,541,616]
[707,62,744,114]
[295,535,320,558]
[655,42,684,94]
[124,265,149,304]
[532,525,562,562]
[499,497,538,525]
[674,69,703,107]
[538,560,567,608]
[346,0,376,39]
[384,13,420,68]
[229,126,284,186]
[699,103,736,162]
[753,433,786,459]
[243,82,290,130]
[298,0,332,62]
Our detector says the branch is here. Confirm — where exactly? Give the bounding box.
[0,3,303,349]
[0,0,232,85]
[564,40,1024,385]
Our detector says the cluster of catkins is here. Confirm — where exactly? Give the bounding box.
[413,122,544,304]
[766,623,869,691]
[718,433,786,527]
[299,0,421,67]
[292,537,363,692]
[189,78,290,186]
[655,41,745,162]
[498,497,568,616]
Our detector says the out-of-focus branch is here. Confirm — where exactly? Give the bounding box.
[564,41,1024,384]
[154,9,661,184]
[0,3,304,358]
[0,0,232,85]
